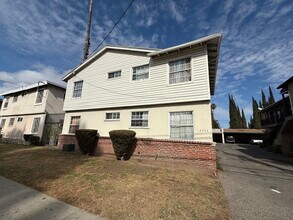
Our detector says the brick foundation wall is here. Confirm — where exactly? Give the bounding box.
[57,134,216,171]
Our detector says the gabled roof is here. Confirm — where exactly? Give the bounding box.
[62,45,159,81]
[277,76,293,94]
[62,33,222,95]
[0,80,66,97]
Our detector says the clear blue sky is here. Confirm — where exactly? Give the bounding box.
[0,0,292,128]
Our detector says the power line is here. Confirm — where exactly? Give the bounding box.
[90,0,136,56]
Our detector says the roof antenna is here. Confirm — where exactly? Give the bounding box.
[83,0,94,61]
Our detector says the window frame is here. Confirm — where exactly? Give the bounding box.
[130,111,149,128]
[68,116,81,134]
[72,81,83,98]
[17,117,23,122]
[31,117,41,134]
[108,70,122,79]
[168,57,192,85]
[132,64,149,81]
[169,111,194,140]
[105,112,120,121]
[35,89,44,105]
[12,95,18,103]
[8,118,15,127]
[3,98,9,109]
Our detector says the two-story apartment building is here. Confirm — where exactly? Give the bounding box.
[0,81,66,141]
[61,33,222,142]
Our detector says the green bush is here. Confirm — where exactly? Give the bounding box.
[28,136,40,145]
[75,129,98,155]
[109,130,136,160]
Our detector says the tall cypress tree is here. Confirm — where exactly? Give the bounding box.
[248,116,253,128]
[236,106,241,128]
[259,100,262,108]
[252,97,261,129]
[261,90,267,108]
[268,86,275,105]
[229,95,238,128]
[212,111,220,128]
[241,109,247,128]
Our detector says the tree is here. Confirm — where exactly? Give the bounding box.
[83,0,94,61]
[212,111,220,128]
[248,116,253,128]
[241,109,247,129]
[261,90,267,108]
[229,95,238,128]
[268,86,275,105]
[251,97,261,129]
[259,100,262,108]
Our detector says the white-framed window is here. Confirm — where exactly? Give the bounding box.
[3,98,9,109]
[105,112,120,120]
[31,117,41,133]
[1,119,6,128]
[17,117,23,122]
[132,64,149,80]
[35,89,44,104]
[8,118,15,127]
[69,116,80,133]
[169,57,191,84]
[131,111,148,127]
[73,81,83,98]
[108,71,121,79]
[13,95,18,103]
[170,111,194,140]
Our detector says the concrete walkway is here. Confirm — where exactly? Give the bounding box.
[0,176,103,220]
[217,143,293,220]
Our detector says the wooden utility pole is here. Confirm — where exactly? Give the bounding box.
[83,0,94,61]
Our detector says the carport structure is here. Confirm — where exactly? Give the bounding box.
[213,129,266,144]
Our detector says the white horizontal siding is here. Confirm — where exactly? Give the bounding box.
[63,45,210,111]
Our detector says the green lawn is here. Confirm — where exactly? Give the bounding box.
[0,143,229,219]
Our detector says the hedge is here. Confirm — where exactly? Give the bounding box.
[75,129,98,155]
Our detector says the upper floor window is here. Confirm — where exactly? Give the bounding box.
[8,118,15,127]
[108,71,121,79]
[131,111,148,127]
[3,98,9,109]
[17,117,23,122]
[31,117,41,133]
[0,119,6,128]
[169,58,191,84]
[13,95,18,103]
[105,112,120,120]
[73,81,83,98]
[69,116,80,133]
[35,89,44,104]
[132,65,149,81]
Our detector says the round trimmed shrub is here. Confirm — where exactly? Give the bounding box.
[75,129,98,155]
[109,130,136,160]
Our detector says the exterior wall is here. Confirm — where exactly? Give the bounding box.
[0,114,46,139]
[0,89,47,116]
[63,45,210,112]
[45,86,65,115]
[57,135,216,171]
[62,101,213,142]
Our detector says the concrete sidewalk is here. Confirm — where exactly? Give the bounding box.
[0,176,103,220]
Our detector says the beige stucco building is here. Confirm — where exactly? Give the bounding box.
[61,33,222,142]
[0,81,66,141]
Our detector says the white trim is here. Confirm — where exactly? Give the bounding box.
[168,110,194,140]
[204,44,211,100]
[107,70,122,79]
[72,80,83,98]
[131,64,150,81]
[130,110,149,128]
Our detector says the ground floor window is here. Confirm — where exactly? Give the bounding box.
[105,112,120,120]
[31,117,41,133]
[170,111,194,140]
[1,119,6,128]
[8,118,15,127]
[69,116,80,133]
[131,111,148,127]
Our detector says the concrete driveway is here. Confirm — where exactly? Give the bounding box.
[217,143,293,220]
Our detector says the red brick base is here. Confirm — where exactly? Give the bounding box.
[57,135,216,171]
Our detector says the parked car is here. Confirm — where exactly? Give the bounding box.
[226,136,235,143]
[250,139,263,145]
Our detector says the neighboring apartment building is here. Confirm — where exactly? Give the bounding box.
[0,81,66,141]
[61,33,222,142]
